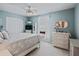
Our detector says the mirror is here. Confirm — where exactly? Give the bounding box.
[55,20,68,29]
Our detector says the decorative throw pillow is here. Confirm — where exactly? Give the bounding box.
[0,32,4,39]
[1,31,9,39]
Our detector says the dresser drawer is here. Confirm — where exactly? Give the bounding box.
[54,42,68,49]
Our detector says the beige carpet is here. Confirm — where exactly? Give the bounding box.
[27,41,69,56]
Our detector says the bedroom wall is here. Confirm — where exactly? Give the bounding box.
[50,8,75,39]
[30,8,75,43]
[0,10,27,31]
[75,4,79,39]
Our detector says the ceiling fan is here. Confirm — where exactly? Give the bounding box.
[24,5,37,16]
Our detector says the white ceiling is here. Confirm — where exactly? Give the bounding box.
[0,3,77,16]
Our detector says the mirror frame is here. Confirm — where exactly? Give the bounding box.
[55,20,68,29]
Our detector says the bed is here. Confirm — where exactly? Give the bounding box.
[0,33,44,56]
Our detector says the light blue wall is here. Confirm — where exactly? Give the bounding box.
[75,4,79,39]
[0,10,27,31]
[31,8,75,39]
[50,8,75,38]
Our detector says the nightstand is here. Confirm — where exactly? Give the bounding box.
[70,39,79,56]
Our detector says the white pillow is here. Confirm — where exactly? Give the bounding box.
[2,31,9,39]
[0,32,4,39]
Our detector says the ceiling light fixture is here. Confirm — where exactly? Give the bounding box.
[25,5,37,16]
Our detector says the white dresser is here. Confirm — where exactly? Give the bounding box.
[53,32,70,50]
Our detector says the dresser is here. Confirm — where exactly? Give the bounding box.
[53,32,70,50]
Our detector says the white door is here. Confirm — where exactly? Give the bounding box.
[6,17,24,34]
[38,15,50,42]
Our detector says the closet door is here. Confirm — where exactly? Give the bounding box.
[38,15,50,42]
[6,17,24,34]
